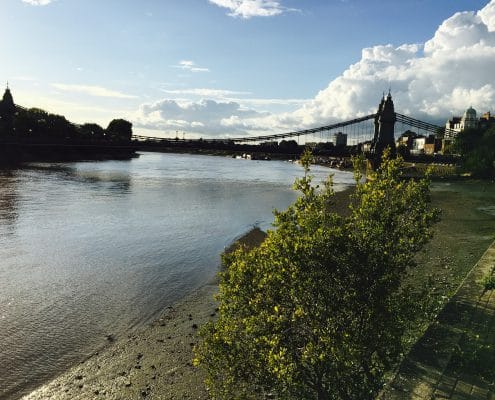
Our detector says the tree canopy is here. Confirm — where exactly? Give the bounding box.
[106,118,133,141]
[0,102,133,144]
[194,150,439,400]
[454,125,495,177]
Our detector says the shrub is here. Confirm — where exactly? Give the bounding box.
[194,150,439,400]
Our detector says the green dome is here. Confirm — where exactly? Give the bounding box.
[464,106,477,118]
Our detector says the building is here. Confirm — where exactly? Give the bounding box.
[360,140,372,154]
[396,130,420,149]
[424,135,442,155]
[411,136,426,155]
[479,112,495,130]
[445,106,478,138]
[396,131,441,155]
[260,140,278,147]
[332,132,347,147]
[444,117,461,137]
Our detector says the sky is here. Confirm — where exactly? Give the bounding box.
[1,0,494,138]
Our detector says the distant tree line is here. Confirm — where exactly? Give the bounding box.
[0,91,133,144]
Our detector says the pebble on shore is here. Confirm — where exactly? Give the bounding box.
[21,226,269,400]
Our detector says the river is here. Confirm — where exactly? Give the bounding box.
[0,152,354,399]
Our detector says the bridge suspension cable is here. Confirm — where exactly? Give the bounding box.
[395,113,454,137]
[228,113,377,143]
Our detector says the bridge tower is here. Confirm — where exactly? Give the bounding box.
[370,92,396,166]
[0,84,16,136]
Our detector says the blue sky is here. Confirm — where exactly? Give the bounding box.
[1,0,493,137]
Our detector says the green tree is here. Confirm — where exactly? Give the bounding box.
[396,143,409,158]
[46,113,76,139]
[279,139,300,153]
[454,126,495,177]
[106,118,133,141]
[13,108,77,140]
[79,123,105,140]
[10,107,50,138]
[194,150,438,400]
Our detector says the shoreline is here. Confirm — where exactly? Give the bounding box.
[22,283,218,400]
[19,181,495,400]
[20,227,270,400]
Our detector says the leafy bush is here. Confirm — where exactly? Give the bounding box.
[194,150,439,400]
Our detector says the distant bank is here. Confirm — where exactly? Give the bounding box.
[0,142,138,164]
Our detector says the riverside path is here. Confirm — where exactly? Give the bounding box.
[380,240,495,400]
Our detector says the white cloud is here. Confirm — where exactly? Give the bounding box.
[479,1,495,30]
[237,97,309,107]
[12,76,37,82]
[208,0,298,19]
[135,98,267,135]
[173,60,210,73]
[160,87,308,107]
[161,88,251,97]
[22,0,54,5]
[263,0,495,130]
[138,1,495,137]
[52,83,137,99]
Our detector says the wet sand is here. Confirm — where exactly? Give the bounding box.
[21,228,268,400]
[23,284,217,400]
[20,182,495,400]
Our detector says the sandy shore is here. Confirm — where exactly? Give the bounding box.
[20,182,495,400]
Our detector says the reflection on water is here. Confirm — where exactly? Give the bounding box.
[0,170,19,235]
[0,152,354,399]
[24,162,133,194]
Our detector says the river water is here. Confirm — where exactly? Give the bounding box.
[0,152,354,399]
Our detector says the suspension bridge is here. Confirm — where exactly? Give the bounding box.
[134,113,448,144]
[133,94,454,161]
